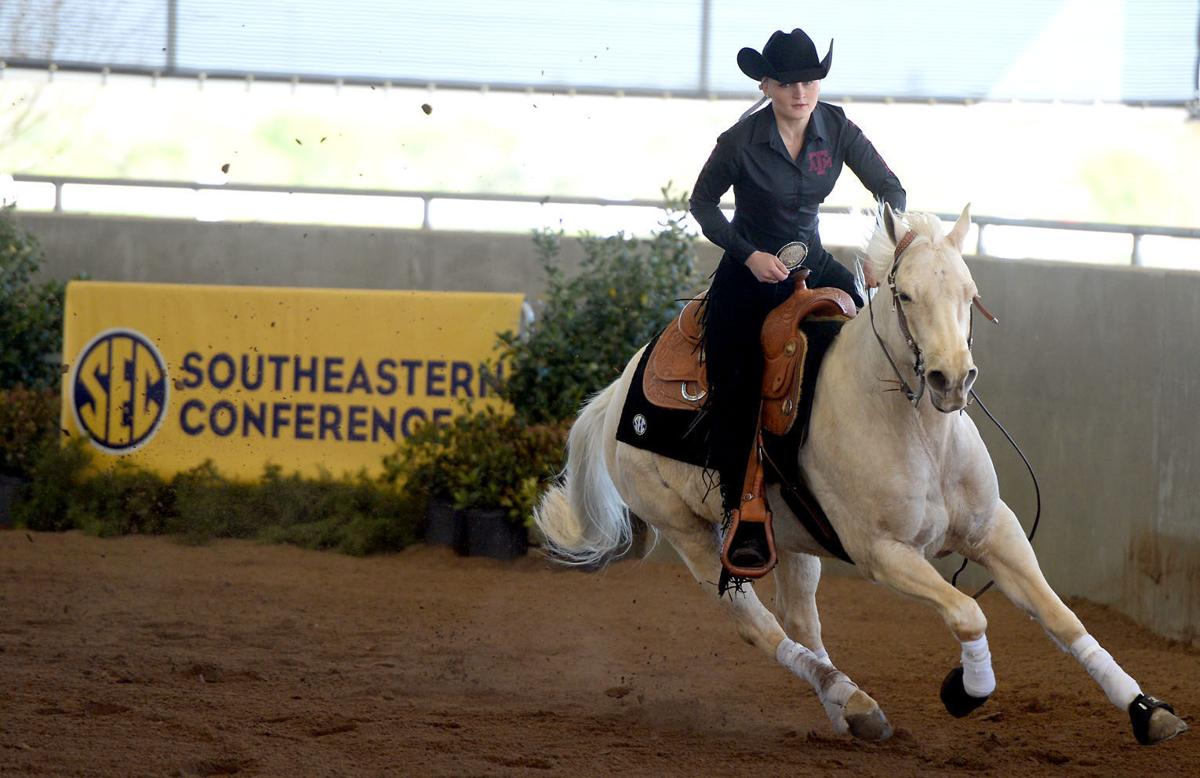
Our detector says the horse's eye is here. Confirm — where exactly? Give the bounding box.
[896,291,913,304]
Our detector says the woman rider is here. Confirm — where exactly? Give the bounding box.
[689,28,906,579]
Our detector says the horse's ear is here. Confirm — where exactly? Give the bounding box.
[883,203,902,245]
[947,203,971,252]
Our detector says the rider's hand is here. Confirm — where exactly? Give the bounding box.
[745,251,790,283]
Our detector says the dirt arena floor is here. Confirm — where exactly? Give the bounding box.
[1,531,1196,777]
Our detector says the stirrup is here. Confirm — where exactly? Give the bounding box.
[720,431,777,579]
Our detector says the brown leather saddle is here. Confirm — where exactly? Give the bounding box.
[642,270,857,579]
[643,270,857,434]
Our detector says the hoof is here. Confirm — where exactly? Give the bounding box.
[940,666,990,719]
[844,689,893,742]
[1129,694,1189,745]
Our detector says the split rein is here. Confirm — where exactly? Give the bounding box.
[866,229,1040,600]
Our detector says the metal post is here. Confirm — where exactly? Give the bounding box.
[1190,10,1200,120]
[698,0,711,97]
[166,0,178,74]
[1132,233,1144,266]
[976,223,986,256]
[422,196,431,229]
[54,181,62,212]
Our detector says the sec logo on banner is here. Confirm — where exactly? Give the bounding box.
[71,328,169,453]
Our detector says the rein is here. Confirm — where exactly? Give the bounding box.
[952,389,1043,599]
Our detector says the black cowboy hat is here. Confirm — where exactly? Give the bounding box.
[737,28,833,83]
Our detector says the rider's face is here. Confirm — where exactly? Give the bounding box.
[761,78,821,122]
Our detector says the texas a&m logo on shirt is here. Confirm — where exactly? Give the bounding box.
[807,150,832,175]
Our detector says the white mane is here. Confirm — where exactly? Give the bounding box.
[861,209,948,284]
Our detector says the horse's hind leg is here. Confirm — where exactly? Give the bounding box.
[974,502,1188,746]
[775,551,828,661]
[649,516,891,741]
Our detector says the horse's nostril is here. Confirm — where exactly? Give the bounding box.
[928,370,949,392]
[965,367,979,391]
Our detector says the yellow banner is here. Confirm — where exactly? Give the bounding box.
[61,281,523,479]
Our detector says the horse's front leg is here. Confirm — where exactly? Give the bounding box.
[862,539,998,716]
[974,502,1188,746]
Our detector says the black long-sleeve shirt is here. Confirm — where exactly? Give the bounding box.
[689,102,906,263]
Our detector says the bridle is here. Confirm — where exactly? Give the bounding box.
[867,229,999,407]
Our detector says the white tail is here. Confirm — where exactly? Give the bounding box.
[533,380,631,566]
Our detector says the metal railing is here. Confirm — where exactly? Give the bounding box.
[9,173,1200,267]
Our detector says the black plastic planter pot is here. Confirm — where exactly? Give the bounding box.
[0,475,28,529]
[424,499,467,554]
[463,508,528,560]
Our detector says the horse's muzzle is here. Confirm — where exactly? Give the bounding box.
[927,366,977,412]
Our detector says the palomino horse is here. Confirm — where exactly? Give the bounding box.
[534,205,1188,745]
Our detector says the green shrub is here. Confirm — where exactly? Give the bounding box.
[166,461,262,543]
[494,189,702,424]
[70,458,175,537]
[384,405,569,526]
[13,436,92,532]
[0,386,61,478]
[14,444,420,555]
[258,473,417,552]
[382,414,452,508]
[219,464,419,554]
[0,207,65,390]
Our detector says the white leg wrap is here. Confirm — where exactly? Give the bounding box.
[812,647,831,665]
[777,638,858,734]
[960,635,996,698]
[1070,634,1141,708]
[777,638,817,683]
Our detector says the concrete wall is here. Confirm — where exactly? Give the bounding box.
[960,258,1199,647]
[18,212,865,296]
[15,212,1200,645]
[18,212,731,295]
